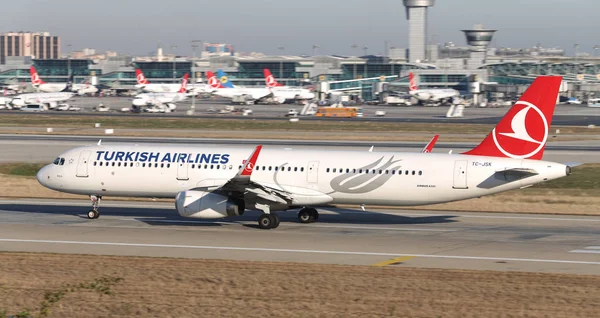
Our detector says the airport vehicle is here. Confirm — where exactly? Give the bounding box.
[566,97,582,105]
[263,69,315,102]
[315,107,359,118]
[37,76,571,230]
[30,66,68,93]
[135,69,190,93]
[20,103,47,112]
[55,103,81,111]
[408,72,459,105]
[10,92,75,108]
[208,71,271,103]
[132,74,189,111]
[587,98,600,107]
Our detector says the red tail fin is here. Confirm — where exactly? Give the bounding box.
[206,71,224,89]
[463,76,562,160]
[179,73,189,93]
[135,69,149,85]
[409,72,417,91]
[422,134,439,153]
[30,66,45,85]
[264,68,283,87]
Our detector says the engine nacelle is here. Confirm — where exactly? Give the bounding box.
[175,190,244,219]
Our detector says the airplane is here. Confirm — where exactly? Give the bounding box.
[208,70,271,103]
[408,72,460,105]
[135,69,190,93]
[11,91,75,108]
[71,76,99,96]
[132,73,190,111]
[30,66,69,93]
[37,76,572,229]
[263,68,315,102]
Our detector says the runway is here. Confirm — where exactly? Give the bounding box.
[0,198,598,275]
[1,96,600,126]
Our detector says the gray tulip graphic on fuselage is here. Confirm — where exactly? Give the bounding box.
[328,156,402,194]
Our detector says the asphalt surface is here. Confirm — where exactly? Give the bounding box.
[0,198,598,274]
[2,96,600,126]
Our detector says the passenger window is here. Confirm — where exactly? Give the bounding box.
[262,166,266,171]
[332,168,336,173]
[192,164,195,169]
[142,163,145,167]
[229,165,233,170]
[392,170,395,175]
[112,162,115,167]
[155,163,158,168]
[217,165,220,170]
[405,170,409,175]
[161,163,165,168]
[210,165,214,169]
[130,163,133,167]
[287,167,291,171]
[99,162,103,166]
[238,165,242,169]
[353,169,356,173]
[346,169,350,173]
[118,162,121,167]
[412,171,416,175]
[385,170,388,174]
[418,171,422,176]
[294,167,298,172]
[93,162,97,166]
[359,169,363,173]
[379,170,382,174]
[326,168,330,173]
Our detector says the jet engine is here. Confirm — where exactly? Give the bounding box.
[175,190,245,219]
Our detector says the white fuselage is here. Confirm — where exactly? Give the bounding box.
[270,87,315,101]
[410,88,459,103]
[11,92,75,106]
[135,83,182,93]
[35,83,67,93]
[213,87,271,101]
[132,93,188,106]
[72,84,98,95]
[37,145,568,209]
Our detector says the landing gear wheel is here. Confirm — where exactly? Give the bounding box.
[258,214,280,229]
[270,214,280,229]
[87,210,99,219]
[298,208,318,223]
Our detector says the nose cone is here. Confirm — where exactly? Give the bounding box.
[36,165,52,188]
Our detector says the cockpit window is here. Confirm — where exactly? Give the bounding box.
[53,157,66,165]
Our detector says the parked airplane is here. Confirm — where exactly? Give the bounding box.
[208,70,271,102]
[421,134,439,153]
[408,72,459,105]
[11,91,75,107]
[132,73,189,111]
[263,68,315,102]
[30,66,68,93]
[37,76,571,229]
[71,77,99,95]
[135,69,189,93]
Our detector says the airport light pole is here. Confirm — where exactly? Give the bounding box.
[278,46,285,83]
[363,46,368,78]
[66,44,72,79]
[171,45,178,83]
[594,45,599,58]
[312,44,319,56]
[351,44,359,79]
[189,40,202,116]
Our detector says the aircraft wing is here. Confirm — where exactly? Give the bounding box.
[202,145,294,205]
[421,134,439,153]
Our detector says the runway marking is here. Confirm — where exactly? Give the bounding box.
[570,246,600,254]
[343,211,600,223]
[117,218,455,232]
[372,256,416,267]
[1,239,599,266]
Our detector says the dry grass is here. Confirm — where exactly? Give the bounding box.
[0,253,598,318]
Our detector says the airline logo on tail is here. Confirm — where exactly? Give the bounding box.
[463,76,562,160]
[30,66,45,85]
[206,71,225,89]
[178,73,189,93]
[409,72,418,91]
[216,70,235,88]
[135,69,150,85]
[264,69,284,87]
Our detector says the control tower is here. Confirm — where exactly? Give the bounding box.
[462,25,496,68]
[403,0,435,63]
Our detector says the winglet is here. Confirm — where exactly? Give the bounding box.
[97,139,102,146]
[238,145,262,177]
[421,134,439,153]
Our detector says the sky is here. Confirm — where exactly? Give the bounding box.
[2,0,599,56]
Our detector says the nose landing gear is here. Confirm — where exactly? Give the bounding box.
[87,195,102,219]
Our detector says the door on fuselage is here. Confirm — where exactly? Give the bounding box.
[453,160,468,189]
[76,150,91,178]
[177,162,189,181]
[307,161,319,183]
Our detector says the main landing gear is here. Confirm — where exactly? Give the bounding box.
[297,207,319,224]
[87,195,102,219]
[258,213,280,230]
